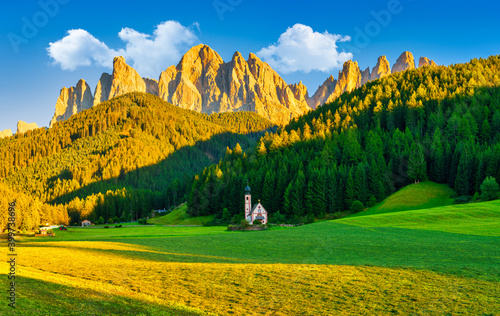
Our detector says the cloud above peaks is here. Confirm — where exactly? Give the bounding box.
[47,29,118,70]
[47,21,200,77]
[257,24,353,74]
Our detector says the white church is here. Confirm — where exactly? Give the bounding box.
[244,184,268,225]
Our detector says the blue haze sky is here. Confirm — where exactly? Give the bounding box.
[1,0,499,133]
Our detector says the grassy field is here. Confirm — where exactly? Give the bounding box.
[148,203,215,226]
[1,199,498,315]
[338,200,500,236]
[41,225,226,242]
[350,181,455,217]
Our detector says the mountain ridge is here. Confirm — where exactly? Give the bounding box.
[46,46,436,127]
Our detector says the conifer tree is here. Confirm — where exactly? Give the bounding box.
[408,142,427,183]
[455,146,474,196]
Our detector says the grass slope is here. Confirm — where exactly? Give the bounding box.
[350,181,455,217]
[148,204,215,226]
[337,200,500,236]
[23,202,500,280]
[2,255,496,316]
[3,200,498,315]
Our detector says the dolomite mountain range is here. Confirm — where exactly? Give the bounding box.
[1,45,437,138]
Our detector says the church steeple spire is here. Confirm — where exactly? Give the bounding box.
[245,180,251,194]
[244,181,252,221]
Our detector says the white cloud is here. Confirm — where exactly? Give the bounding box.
[47,21,200,77]
[47,29,118,70]
[256,24,353,74]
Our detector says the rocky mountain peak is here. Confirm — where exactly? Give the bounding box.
[289,81,310,104]
[361,67,371,85]
[370,55,391,81]
[158,46,310,123]
[17,121,39,134]
[109,56,146,99]
[0,129,13,139]
[143,78,159,96]
[419,57,437,67]
[392,51,415,74]
[309,75,337,109]
[326,60,361,103]
[50,79,93,127]
[93,73,112,107]
[177,44,224,73]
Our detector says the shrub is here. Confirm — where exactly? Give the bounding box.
[108,218,114,224]
[304,214,315,224]
[367,195,377,207]
[454,195,471,204]
[480,176,499,201]
[120,215,127,223]
[230,214,243,225]
[103,226,109,229]
[97,217,104,225]
[472,192,481,202]
[222,208,231,222]
[350,200,365,213]
[115,225,122,228]
[46,229,53,234]
[128,214,133,222]
[253,219,262,225]
[113,216,120,224]
[270,211,286,224]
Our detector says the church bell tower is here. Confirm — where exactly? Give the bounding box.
[245,182,252,222]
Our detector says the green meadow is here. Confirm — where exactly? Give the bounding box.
[2,198,499,315]
[349,181,456,217]
[147,203,215,226]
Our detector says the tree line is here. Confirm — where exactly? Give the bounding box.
[188,55,500,223]
[1,93,274,226]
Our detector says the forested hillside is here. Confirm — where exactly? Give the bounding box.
[188,55,500,223]
[0,182,68,230]
[0,93,274,226]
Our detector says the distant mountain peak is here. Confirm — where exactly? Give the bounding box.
[419,57,438,67]
[17,120,39,134]
[50,79,93,128]
[0,129,13,139]
[371,55,391,81]
[392,51,416,74]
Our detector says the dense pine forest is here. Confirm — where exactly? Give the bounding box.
[188,55,500,223]
[2,55,500,229]
[0,93,274,228]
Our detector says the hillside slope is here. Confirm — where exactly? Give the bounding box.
[1,93,274,224]
[0,182,68,230]
[148,204,215,226]
[337,200,500,236]
[188,55,500,222]
[349,181,455,217]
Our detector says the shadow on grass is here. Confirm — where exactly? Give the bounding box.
[1,276,204,316]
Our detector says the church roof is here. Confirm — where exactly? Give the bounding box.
[245,185,251,192]
[251,202,266,213]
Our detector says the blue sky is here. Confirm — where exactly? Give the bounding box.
[1,0,499,133]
